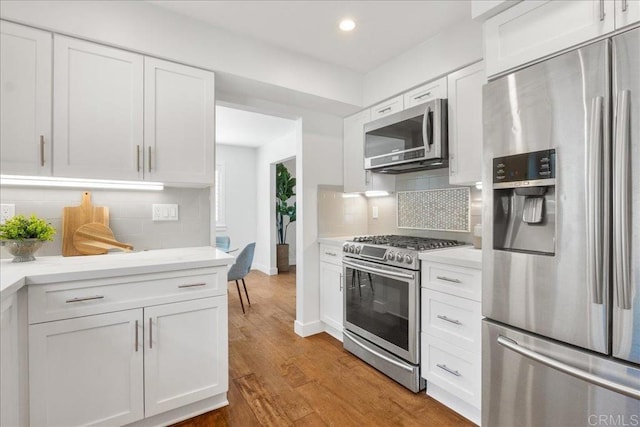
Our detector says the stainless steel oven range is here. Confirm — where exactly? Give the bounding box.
[341,235,466,392]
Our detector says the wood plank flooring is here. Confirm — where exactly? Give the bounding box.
[172,268,474,427]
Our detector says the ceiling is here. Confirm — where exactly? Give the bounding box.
[216,105,297,147]
[148,1,471,73]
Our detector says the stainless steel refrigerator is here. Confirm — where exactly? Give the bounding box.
[482,27,640,426]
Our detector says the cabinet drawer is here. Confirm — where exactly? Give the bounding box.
[320,244,343,265]
[28,267,226,324]
[421,333,480,408]
[403,77,447,108]
[422,261,481,301]
[370,95,403,120]
[422,290,481,353]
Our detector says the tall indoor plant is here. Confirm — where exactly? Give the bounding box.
[276,163,296,272]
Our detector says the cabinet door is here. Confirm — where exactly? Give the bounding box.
[144,58,215,184]
[320,261,343,334]
[403,77,447,109]
[448,61,485,186]
[370,95,403,120]
[343,110,395,193]
[0,21,52,176]
[29,309,144,427]
[484,0,615,77]
[144,296,228,417]
[615,0,640,29]
[1,295,20,427]
[53,35,143,180]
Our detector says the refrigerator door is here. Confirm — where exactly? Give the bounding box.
[612,27,640,365]
[482,40,611,353]
[483,320,640,427]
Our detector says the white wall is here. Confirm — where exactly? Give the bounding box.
[254,131,297,275]
[0,0,363,108]
[281,157,297,265]
[362,19,483,106]
[215,144,257,263]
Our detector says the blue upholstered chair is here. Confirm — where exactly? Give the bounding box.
[215,235,230,252]
[227,242,256,314]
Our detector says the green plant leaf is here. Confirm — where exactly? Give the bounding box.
[0,214,56,241]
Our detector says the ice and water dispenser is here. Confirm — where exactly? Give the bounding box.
[492,149,556,255]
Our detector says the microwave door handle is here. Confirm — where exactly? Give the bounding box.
[423,105,432,153]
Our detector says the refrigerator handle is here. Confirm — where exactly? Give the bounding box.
[497,336,640,400]
[587,96,604,305]
[613,90,631,310]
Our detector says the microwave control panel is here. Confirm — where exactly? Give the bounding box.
[493,149,556,183]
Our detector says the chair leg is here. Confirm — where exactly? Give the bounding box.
[241,278,251,306]
[235,280,245,314]
[367,273,374,294]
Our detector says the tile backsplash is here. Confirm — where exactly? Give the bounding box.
[397,187,470,232]
[317,186,368,237]
[0,186,211,258]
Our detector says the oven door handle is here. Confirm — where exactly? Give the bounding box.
[343,260,415,280]
[344,330,413,372]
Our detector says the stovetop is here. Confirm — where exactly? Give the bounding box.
[344,235,467,270]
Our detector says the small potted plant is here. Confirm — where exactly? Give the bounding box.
[0,214,56,262]
[275,163,296,273]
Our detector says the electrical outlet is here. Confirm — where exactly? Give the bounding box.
[152,204,179,221]
[0,204,15,225]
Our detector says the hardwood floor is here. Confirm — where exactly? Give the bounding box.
[173,268,475,427]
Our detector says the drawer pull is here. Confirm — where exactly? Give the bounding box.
[437,315,462,325]
[65,295,105,303]
[378,106,392,114]
[325,252,337,257]
[178,282,207,288]
[414,91,432,100]
[437,364,461,377]
[436,276,461,283]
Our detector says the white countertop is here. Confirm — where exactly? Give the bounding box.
[419,246,482,269]
[318,236,352,246]
[0,246,234,298]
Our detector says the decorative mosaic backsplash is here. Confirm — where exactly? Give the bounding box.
[397,188,470,232]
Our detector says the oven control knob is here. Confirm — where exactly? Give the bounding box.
[386,251,395,260]
[404,255,413,264]
[355,246,362,254]
[342,243,349,252]
[395,253,404,262]
[348,245,356,253]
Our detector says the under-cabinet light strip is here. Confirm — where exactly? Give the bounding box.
[0,175,164,191]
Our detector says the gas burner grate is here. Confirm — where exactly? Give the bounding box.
[352,235,466,251]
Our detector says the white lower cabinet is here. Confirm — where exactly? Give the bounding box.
[319,243,344,340]
[28,268,228,427]
[421,259,482,425]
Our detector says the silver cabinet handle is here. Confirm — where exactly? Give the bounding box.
[149,318,153,349]
[136,145,141,172]
[498,335,640,400]
[613,90,631,310]
[135,320,139,352]
[437,315,462,325]
[40,135,45,166]
[378,106,392,114]
[148,146,152,172]
[436,276,461,283]
[587,96,605,305]
[622,0,628,12]
[339,273,343,291]
[436,364,461,377]
[325,252,337,257]
[414,91,431,100]
[66,295,104,303]
[599,0,605,21]
[178,282,207,288]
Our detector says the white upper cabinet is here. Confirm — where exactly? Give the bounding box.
[484,0,616,77]
[53,35,144,180]
[369,95,404,120]
[343,109,395,194]
[0,21,52,176]
[403,77,447,109]
[144,58,215,184]
[616,0,640,29]
[448,62,485,186]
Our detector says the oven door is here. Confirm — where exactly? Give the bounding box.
[342,258,420,364]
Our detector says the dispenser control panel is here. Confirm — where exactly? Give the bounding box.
[493,149,556,184]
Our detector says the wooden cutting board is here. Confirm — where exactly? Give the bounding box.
[73,223,133,255]
[62,192,110,256]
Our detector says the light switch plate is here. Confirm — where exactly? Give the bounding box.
[0,204,15,225]
[372,206,379,219]
[152,204,179,221]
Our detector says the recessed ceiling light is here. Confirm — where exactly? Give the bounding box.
[339,19,356,32]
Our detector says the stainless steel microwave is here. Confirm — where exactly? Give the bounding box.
[364,99,448,173]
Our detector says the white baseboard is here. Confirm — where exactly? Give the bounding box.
[426,382,480,426]
[323,323,343,342]
[126,393,228,426]
[294,319,324,337]
[252,263,277,275]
